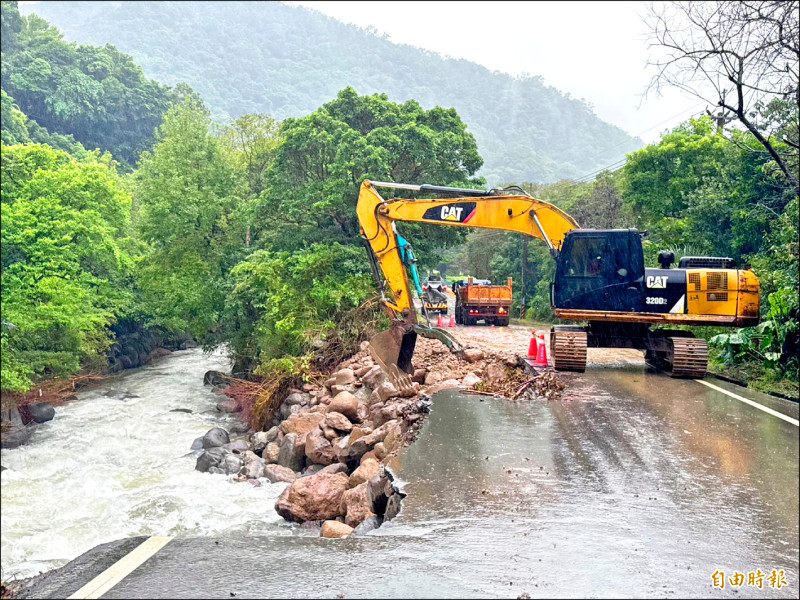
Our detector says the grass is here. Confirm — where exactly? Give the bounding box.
[707,357,799,400]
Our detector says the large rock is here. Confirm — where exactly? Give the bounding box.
[484,363,507,387]
[354,365,373,378]
[340,481,375,528]
[349,426,373,444]
[216,399,240,413]
[320,520,354,539]
[327,392,359,421]
[300,464,326,478]
[384,492,402,521]
[411,369,428,384]
[28,403,56,424]
[463,348,485,363]
[195,447,226,473]
[284,392,309,406]
[370,382,399,405]
[361,365,385,390]
[348,457,380,489]
[461,372,482,388]
[220,453,243,475]
[263,442,281,464]
[0,403,31,449]
[240,451,264,479]
[318,463,349,476]
[305,428,336,466]
[263,464,297,484]
[424,370,443,385]
[222,439,250,453]
[352,515,383,536]
[274,472,350,523]
[334,368,357,386]
[373,442,387,460]
[202,427,230,449]
[279,403,301,421]
[203,370,230,388]
[367,474,392,514]
[325,412,353,432]
[279,412,325,436]
[333,432,375,464]
[381,422,405,456]
[278,432,306,472]
[250,427,278,454]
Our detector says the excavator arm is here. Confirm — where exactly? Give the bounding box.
[356,179,579,386]
[357,180,579,320]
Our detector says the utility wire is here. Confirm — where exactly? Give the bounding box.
[568,102,707,184]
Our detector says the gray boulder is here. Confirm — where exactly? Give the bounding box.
[28,403,55,424]
[220,454,244,475]
[202,427,230,449]
[0,404,31,449]
[195,447,226,473]
[222,439,250,453]
[353,515,383,536]
[278,432,305,472]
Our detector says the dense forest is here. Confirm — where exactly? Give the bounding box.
[18,0,643,185]
[1,0,797,401]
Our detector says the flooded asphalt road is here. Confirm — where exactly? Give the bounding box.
[21,360,798,599]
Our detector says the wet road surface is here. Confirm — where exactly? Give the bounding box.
[18,360,798,598]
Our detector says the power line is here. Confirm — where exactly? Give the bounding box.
[568,102,707,184]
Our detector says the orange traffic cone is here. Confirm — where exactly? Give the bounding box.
[533,338,549,367]
[436,313,444,327]
[527,331,539,359]
[448,315,456,327]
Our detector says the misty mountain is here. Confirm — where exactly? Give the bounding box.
[21,0,643,184]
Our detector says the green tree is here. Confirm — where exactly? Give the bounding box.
[255,87,484,257]
[1,8,178,166]
[1,143,133,391]
[224,243,374,374]
[133,99,248,339]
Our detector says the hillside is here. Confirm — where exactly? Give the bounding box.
[20,0,643,184]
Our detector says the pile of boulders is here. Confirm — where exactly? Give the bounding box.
[194,337,525,538]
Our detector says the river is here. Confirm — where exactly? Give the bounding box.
[0,349,289,581]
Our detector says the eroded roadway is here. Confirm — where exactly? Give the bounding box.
[17,332,799,599]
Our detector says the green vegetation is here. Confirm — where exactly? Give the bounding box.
[1,0,184,168]
[1,143,134,390]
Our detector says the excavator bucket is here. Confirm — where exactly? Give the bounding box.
[368,322,417,392]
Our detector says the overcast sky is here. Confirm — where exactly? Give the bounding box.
[288,0,706,143]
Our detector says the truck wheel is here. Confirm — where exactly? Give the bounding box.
[498,318,509,326]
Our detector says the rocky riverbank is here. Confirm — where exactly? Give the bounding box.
[0,323,194,450]
[194,336,545,538]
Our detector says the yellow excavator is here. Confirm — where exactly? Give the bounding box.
[356,180,760,387]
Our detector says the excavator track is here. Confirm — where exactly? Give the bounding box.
[550,328,587,372]
[646,337,708,378]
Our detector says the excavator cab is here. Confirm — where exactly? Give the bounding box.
[553,229,645,312]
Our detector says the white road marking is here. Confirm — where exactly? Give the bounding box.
[67,536,173,599]
[696,380,799,426]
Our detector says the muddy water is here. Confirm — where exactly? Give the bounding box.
[0,349,289,580]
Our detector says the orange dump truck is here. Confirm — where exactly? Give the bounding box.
[453,277,513,326]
